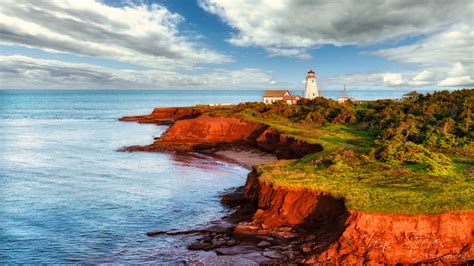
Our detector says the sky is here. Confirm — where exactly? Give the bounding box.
[0,0,473,90]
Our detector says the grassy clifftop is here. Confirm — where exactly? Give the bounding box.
[206,89,474,214]
[245,113,472,214]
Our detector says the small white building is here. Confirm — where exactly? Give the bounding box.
[337,85,353,103]
[337,96,352,103]
[262,90,301,105]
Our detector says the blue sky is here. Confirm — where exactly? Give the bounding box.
[0,0,472,90]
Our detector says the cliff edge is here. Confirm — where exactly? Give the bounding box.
[240,169,473,264]
[120,107,473,264]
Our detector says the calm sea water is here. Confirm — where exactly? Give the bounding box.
[0,89,449,263]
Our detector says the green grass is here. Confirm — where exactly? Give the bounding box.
[233,110,473,214]
[255,156,473,214]
[240,110,375,154]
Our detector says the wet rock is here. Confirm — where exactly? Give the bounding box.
[270,245,284,251]
[205,221,234,234]
[221,190,247,207]
[255,235,274,242]
[282,250,296,260]
[287,252,296,260]
[166,229,202,235]
[145,230,166,237]
[262,251,286,259]
[226,239,237,246]
[257,241,272,248]
[211,239,226,247]
[190,254,261,265]
[188,242,211,250]
[215,244,257,255]
[242,252,272,264]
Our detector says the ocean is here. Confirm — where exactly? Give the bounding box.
[0,89,450,263]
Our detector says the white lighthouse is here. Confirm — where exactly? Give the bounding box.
[304,69,319,99]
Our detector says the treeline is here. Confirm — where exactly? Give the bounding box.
[232,89,473,173]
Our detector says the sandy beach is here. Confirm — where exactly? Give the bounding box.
[213,148,278,169]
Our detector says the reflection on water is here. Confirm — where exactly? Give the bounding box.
[0,90,249,263]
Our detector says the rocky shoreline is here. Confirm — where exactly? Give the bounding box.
[145,184,305,264]
[120,107,474,264]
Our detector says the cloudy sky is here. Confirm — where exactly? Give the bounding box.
[0,0,473,90]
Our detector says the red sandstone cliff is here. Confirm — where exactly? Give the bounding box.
[119,107,202,124]
[240,169,474,264]
[159,115,263,144]
[123,112,322,158]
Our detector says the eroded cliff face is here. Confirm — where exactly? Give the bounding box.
[122,111,322,158]
[241,169,474,264]
[159,115,263,144]
[255,128,323,159]
[313,210,474,264]
[125,115,265,152]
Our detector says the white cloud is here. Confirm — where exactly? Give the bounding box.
[372,24,474,87]
[265,47,312,60]
[326,72,387,87]
[268,80,277,85]
[373,25,473,69]
[0,55,271,89]
[199,0,472,59]
[438,76,474,87]
[412,71,435,82]
[0,0,232,69]
[373,24,473,72]
[383,73,405,86]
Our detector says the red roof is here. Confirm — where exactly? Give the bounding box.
[263,90,290,97]
[403,91,421,97]
[308,69,315,74]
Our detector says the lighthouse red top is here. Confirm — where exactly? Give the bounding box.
[308,69,315,74]
[307,69,316,78]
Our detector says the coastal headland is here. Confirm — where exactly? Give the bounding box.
[120,91,473,264]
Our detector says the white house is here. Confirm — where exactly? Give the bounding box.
[262,90,301,105]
